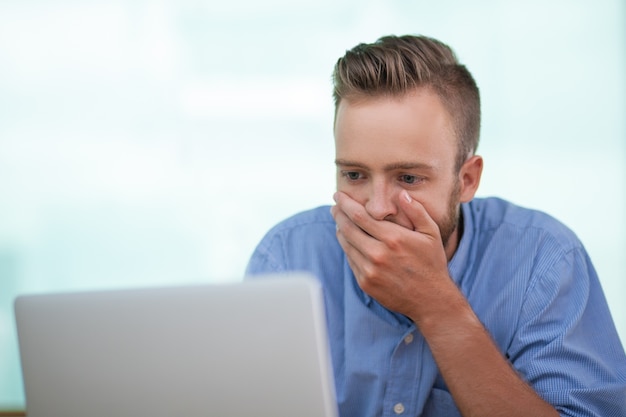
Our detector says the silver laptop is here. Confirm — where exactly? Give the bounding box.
[14,273,338,417]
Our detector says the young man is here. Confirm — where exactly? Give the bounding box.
[246,35,626,417]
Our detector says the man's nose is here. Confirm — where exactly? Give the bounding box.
[364,182,397,221]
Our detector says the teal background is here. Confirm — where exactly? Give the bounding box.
[1,0,624,409]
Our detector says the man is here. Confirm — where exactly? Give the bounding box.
[246,35,626,416]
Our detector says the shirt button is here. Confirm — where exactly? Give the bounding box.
[393,403,405,414]
[404,333,414,344]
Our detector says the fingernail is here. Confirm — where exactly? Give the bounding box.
[402,190,412,203]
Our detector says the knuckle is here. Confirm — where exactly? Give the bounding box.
[357,268,379,293]
[385,235,402,251]
[361,262,377,279]
[369,248,386,267]
[351,210,367,225]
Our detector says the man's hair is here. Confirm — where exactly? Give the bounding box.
[332,35,481,171]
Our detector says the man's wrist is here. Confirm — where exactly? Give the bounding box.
[410,278,480,338]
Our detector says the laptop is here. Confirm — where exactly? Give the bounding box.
[14,273,339,417]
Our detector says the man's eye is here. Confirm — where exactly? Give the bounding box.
[345,172,361,180]
[400,174,418,184]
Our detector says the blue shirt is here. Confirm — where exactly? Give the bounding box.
[245,197,626,417]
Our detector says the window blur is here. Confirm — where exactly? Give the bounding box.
[0,0,624,409]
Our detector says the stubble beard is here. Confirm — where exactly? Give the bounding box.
[439,179,462,250]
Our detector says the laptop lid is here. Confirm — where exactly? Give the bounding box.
[14,274,338,417]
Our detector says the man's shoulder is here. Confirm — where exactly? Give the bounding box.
[468,197,581,249]
[246,205,341,276]
[267,205,335,233]
[257,205,337,248]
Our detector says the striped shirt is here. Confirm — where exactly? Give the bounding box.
[246,197,626,417]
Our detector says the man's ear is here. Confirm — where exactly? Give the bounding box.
[458,155,483,203]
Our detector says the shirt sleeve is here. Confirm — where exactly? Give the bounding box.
[508,245,626,417]
[245,229,287,277]
[244,207,342,283]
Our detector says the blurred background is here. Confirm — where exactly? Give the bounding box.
[1,0,624,410]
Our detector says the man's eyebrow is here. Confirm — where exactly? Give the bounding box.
[335,159,435,171]
[335,159,367,168]
[383,161,435,171]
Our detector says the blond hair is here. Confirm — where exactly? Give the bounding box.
[333,35,481,171]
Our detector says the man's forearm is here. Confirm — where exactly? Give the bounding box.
[412,282,560,417]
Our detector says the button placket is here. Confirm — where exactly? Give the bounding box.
[382,328,420,416]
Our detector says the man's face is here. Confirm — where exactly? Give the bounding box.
[334,88,463,250]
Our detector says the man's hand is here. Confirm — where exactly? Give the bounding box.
[330,190,451,322]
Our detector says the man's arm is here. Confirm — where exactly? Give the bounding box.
[412,279,559,417]
[331,191,559,417]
